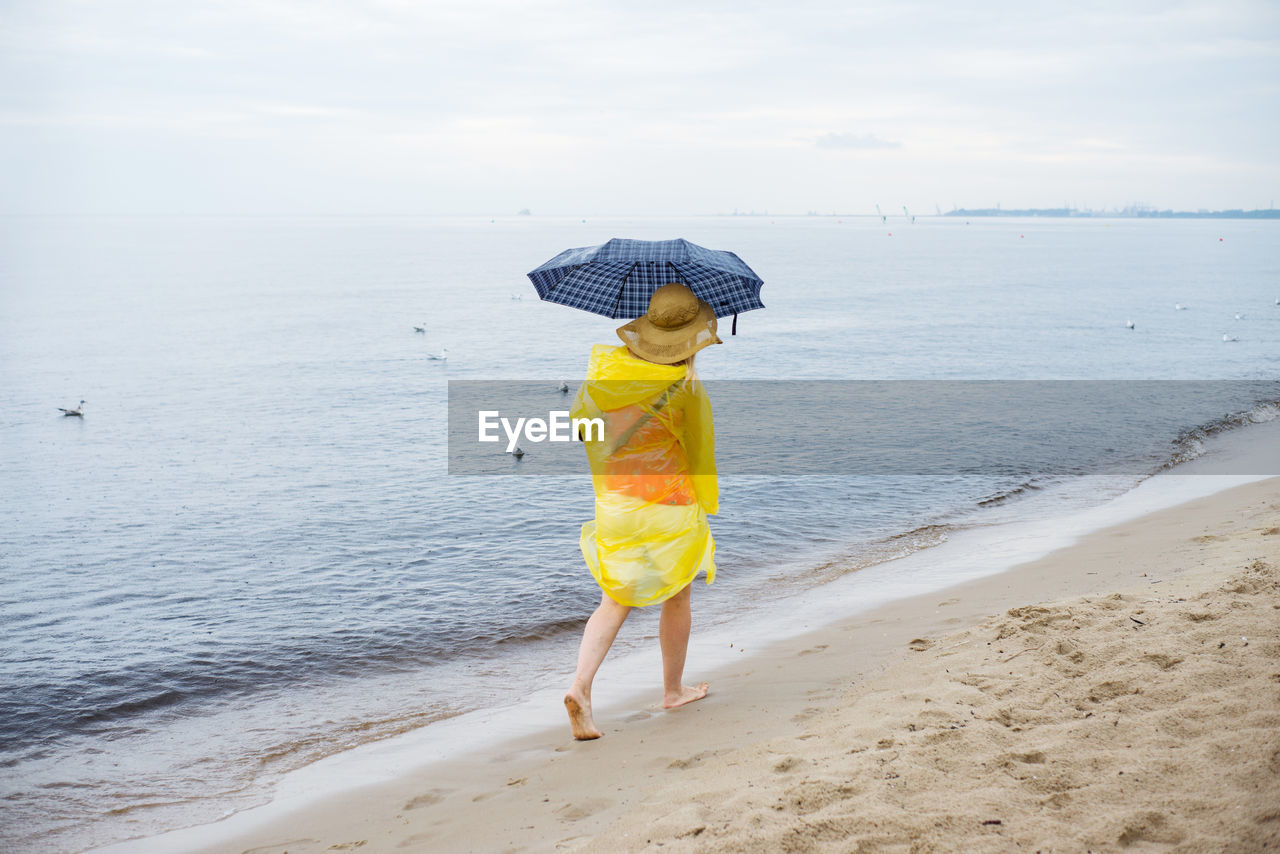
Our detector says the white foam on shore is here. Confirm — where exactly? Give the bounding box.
[90,418,1279,854]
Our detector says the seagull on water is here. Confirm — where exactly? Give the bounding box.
[59,400,85,417]
[510,293,523,301]
[1223,333,1238,342]
[1125,320,1135,329]
[1174,303,1187,310]
[427,346,449,361]
[557,381,570,393]
[1235,313,1246,321]
[511,446,525,459]
[413,324,426,333]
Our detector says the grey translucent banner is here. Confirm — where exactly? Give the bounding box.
[447,380,1280,475]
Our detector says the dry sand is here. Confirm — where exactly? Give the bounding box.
[158,477,1280,853]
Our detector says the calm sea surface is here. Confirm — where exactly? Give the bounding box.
[1,215,1277,852]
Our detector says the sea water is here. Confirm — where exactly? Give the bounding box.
[0,214,1277,852]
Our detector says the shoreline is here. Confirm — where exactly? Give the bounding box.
[90,462,1280,854]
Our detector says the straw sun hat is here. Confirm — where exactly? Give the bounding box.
[616,282,723,365]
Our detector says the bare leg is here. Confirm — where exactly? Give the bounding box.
[659,583,709,709]
[565,592,632,739]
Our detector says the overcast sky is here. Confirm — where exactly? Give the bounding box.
[1,0,1276,215]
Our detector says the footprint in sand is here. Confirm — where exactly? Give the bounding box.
[783,778,858,815]
[1116,811,1185,846]
[624,711,652,722]
[1087,679,1134,703]
[772,755,803,773]
[791,706,821,724]
[1143,652,1184,670]
[402,789,450,810]
[327,842,368,852]
[555,798,612,821]
[798,644,829,656]
[908,637,934,651]
[667,750,716,770]
[397,833,439,850]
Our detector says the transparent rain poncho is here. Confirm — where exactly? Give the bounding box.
[570,344,718,607]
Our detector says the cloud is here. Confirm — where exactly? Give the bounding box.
[815,132,902,150]
[0,0,1276,213]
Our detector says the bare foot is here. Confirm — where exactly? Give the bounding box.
[564,688,602,740]
[663,681,709,709]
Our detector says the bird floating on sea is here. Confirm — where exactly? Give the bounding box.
[58,400,85,417]
[511,293,523,301]
[557,381,570,394]
[1235,313,1245,320]
[413,324,426,334]
[1174,303,1187,311]
[511,446,525,459]
[1223,333,1238,342]
[1125,320,1135,329]
[427,346,449,361]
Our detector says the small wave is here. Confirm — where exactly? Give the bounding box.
[79,689,187,723]
[254,702,463,772]
[104,798,188,818]
[492,617,584,646]
[782,522,960,586]
[976,479,1047,508]
[1160,398,1280,473]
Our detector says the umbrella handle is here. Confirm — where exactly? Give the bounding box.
[731,312,738,335]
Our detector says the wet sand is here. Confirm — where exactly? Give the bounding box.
[109,475,1280,853]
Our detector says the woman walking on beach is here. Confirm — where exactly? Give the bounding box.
[564,283,721,740]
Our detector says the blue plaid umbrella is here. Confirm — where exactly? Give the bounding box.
[527,238,764,333]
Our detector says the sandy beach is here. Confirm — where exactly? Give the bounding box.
[114,473,1279,854]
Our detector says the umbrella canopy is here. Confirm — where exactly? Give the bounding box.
[527,238,764,322]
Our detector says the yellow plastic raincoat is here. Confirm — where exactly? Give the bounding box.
[570,344,718,607]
